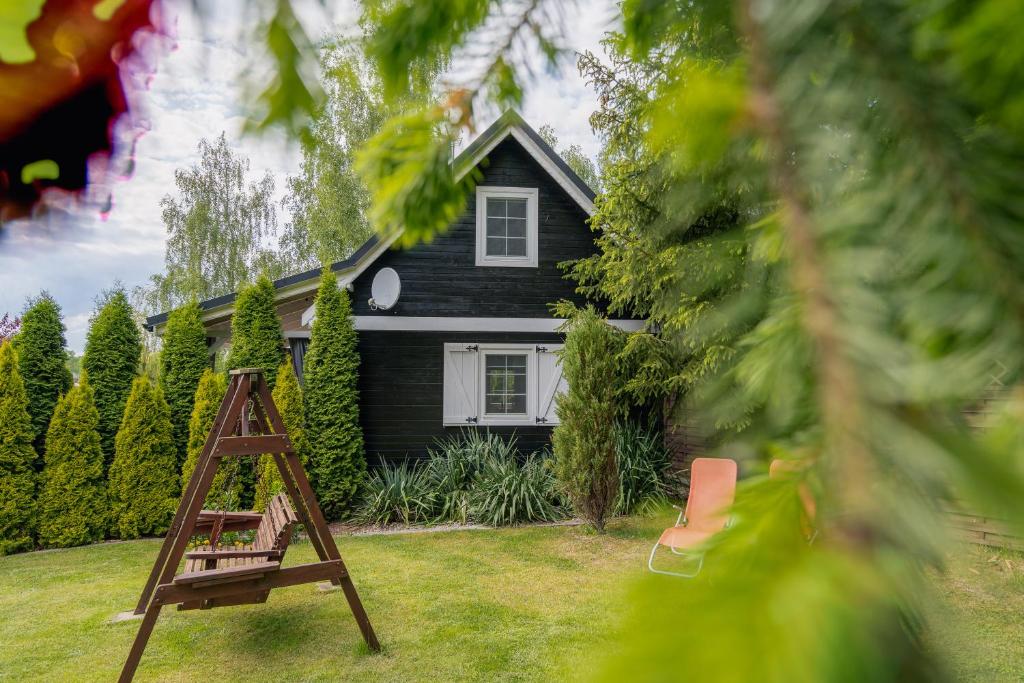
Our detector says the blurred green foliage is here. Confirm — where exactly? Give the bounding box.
[351,0,1024,679]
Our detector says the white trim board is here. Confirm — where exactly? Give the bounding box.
[455,126,595,217]
[352,316,645,333]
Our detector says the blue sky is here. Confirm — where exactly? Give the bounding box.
[0,0,618,352]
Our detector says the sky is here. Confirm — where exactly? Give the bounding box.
[0,0,619,353]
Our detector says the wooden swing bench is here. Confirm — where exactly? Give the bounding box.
[172,494,298,610]
[118,369,380,682]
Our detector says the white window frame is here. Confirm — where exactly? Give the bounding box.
[478,345,537,425]
[475,186,539,268]
[442,342,565,427]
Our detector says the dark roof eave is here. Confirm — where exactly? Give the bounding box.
[144,234,382,330]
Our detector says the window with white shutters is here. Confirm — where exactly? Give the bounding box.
[442,343,566,426]
[442,344,480,425]
[534,344,565,425]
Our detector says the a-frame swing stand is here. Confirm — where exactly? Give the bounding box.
[119,368,380,682]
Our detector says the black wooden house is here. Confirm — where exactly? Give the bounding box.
[146,111,641,465]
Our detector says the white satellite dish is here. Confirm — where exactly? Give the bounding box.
[369,267,401,311]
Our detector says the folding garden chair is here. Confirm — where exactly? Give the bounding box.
[648,457,737,578]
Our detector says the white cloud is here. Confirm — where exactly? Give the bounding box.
[0,0,618,352]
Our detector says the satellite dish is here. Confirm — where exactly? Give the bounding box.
[369,267,401,311]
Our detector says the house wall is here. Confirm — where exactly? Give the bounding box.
[349,137,599,319]
[358,330,565,464]
[345,136,614,463]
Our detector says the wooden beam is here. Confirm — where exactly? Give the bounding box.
[154,561,345,606]
[213,434,294,456]
[131,375,250,615]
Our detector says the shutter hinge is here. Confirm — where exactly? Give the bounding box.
[466,416,478,424]
[536,345,548,352]
[466,344,479,351]
[535,416,548,424]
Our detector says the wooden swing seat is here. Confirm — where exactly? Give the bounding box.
[120,369,379,682]
[173,493,298,609]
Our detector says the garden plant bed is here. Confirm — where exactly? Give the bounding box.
[0,512,1020,681]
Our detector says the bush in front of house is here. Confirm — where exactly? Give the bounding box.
[226,276,283,385]
[108,376,179,538]
[357,431,565,527]
[179,368,242,509]
[226,275,284,506]
[304,270,366,520]
[357,461,433,526]
[470,449,561,526]
[255,361,308,511]
[159,300,209,466]
[613,420,671,515]
[37,375,108,548]
[423,430,510,524]
[13,292,72,457]
[82,287,142,470]
[552,307,626,533]
[0,341,38,555]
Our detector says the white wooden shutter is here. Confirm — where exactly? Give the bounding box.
[443,343,479,426]
[535,344,566,425]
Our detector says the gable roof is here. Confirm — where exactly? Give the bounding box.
[145,110,596,332]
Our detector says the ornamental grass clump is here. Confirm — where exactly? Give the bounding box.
[613,421,672,515]
[356,430,566,527]
[423,430,510,523]
[357,461,432,526]
[470,450,561,527]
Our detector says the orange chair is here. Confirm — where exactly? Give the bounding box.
[769,459,817,541]
[648,457,738,578]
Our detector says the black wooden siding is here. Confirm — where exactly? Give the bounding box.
[349,137,597,318]
[358,331,564,464]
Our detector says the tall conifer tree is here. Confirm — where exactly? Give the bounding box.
[108,376,178,539]
[37,375,108,548]
[0,341,37,555]
[13,293,72,457]
[82,288,141,468]
[159,300,209,465]
[255,361,308,510]
[225,275,283,506]
[180,369,241,509]
[227,275,283,386]
[304,271,365,519]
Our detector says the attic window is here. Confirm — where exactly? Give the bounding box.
[475,186,538,267]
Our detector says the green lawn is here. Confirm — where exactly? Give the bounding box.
[0,514,1021,681]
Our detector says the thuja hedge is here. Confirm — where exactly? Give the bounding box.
[108,376,179,539]
[37,375,108,548]
[82,288,141,468]
[179,368,241,509]
[304,271,366,519]
[0,341,37,555]
[14,293,72,457]
[159,300,209,466]
[255,361,308,511]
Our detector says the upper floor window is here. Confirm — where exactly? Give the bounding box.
[475,186,538,267]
